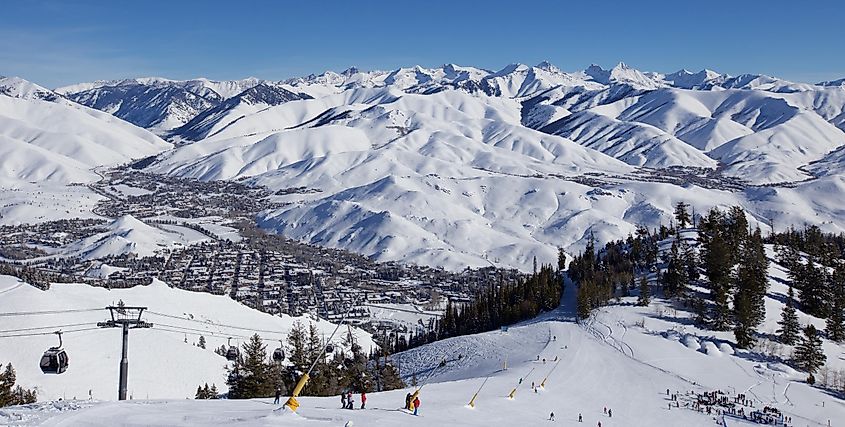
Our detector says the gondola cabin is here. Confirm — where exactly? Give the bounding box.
[40,347,68,374]
[272,347,285,362]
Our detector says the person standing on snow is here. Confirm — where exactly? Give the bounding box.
[549,412,555,421]
[341,392,347,408]
[578,413,582,422]
[273,386,281,405]
[361,392,367,409]
[405,393,412,409]
[413,396,420,416]
[347,392,354,409]
[608,408,612,417]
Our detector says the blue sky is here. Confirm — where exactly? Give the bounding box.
[3,0,843,88]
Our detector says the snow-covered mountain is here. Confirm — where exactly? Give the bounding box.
[56,77,268,134]
[3,62,843,270]
[0,77,171,184]
[101,62,841,270]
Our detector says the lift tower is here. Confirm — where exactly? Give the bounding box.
[97,300,152,400]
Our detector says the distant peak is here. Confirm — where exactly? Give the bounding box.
[535,60,559,73]
[341,67,360,76]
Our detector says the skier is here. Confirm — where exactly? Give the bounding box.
[347,392,354,409]
[361,392,367,409]
[273,386,281,405]
[519,378,523,384]
[597,422,602,427]
[405,392,412,409]
[413,396,420,416]
[342,392,347,408]
[603,407,607,415]
[549,412,555,421]
[578,413,583,422]
[608,408,612,417]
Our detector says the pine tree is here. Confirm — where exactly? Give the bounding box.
[777,285,801,345]
[733,228,768,348]
[698,208,734,330]
[793,325,826,376]
[663,240,687,298]
[797,258,829,318]
[0,363,36,407]
[636,275,651,306]
[198,335,206,349]
[674,202,691,229]
[226,334,274,399]
[576,280,593,320]
[826,265,845,342]
[286,321,308,372]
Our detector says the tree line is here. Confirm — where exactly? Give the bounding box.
[567,203,838,381]
[200,320,404,399]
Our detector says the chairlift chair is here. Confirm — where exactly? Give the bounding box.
[40,331,69,374]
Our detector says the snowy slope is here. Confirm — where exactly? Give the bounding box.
[5,263,844,427]
[0,83,171,184]
[63,215,210,260]
[0,276,374,402]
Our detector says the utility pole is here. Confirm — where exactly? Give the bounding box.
[97,300,152,401]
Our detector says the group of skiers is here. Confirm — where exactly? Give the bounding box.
[340,391,367,409]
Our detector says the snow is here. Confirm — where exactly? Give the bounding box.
[5,265,844,426]
[63,215,209,260]
[0,275,374,403]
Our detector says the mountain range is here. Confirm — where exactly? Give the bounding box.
[2,61,845,270]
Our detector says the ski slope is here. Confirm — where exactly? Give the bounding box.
[4,264,844,427]
[0,276,374,403]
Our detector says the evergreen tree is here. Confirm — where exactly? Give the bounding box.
[286,321,308,372]
[777,285,801,345]
[699,208,733,330]
[674,202,691,229]
[663,240,688,298]
[226,334,274,399]
[0,363,36,407]
[826,265,845,342]
[732,228,768,348]
[636,275,651,306]
[198,335,206,349]
[793,325,827,376]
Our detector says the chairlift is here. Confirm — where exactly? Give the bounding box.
[40,331,69,374]
[226,337,240,361]
[272,341,285,362]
